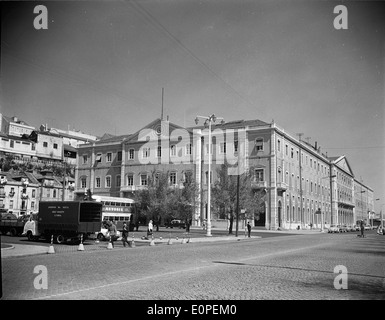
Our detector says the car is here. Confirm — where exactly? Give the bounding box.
[335,225,347,232]
[328,225,340,233]
[96,221,121,241]
[165,219,186,229]
[353,225,360,231]
[364,224,371,231]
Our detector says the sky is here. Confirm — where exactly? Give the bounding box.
[1,0,384,212]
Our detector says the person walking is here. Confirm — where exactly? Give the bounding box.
[109,221,118,247]
[247,221,251,238]
[360,220,365,238]
[121,221,129,247]
[147,219,153,239]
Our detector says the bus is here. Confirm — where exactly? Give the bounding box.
[91,195,136,232]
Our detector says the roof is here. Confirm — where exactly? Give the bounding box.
[187,119,270,130]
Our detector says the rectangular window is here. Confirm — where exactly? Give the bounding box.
[170,145,176,156]
[285,145,288,156]
[234,140,238,153]
[141,174,148,186]
[291,148,294,159]
[116,175,121,187]
[53,190,57,198]
[142,148,150,159]
[220,142,226,154]
[46,189,50,198]
[106,176,111,188]
[106,152,112,162]
[31,202,35,210]
[96,154,102,163]
[96,177,101,188]
[186,143,192,155]
[157,146,162,158]
[32,189,36,198]
[277,139,281,152]
[43,142,48,147]
[127,175,133,186]
[83,155,88,164]
[117,151,122,162]
[255,138,263,151]
[129,149,134,160]
[10,140,14,148]
[255,169,264,182]
[53,143,58,149]
[31,144,36,151]
[81,178,87,189]
[10,200,13,209]
[169,172,177,185]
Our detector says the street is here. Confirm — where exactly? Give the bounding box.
[1,229,384,304]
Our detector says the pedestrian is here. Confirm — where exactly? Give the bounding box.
[310,222,313,230]
[360,220,365,238]
[247,221,251,238]
[135,219,139,231]
[121,221,129,247]
[109,220,118,247]
[147,219,153,239]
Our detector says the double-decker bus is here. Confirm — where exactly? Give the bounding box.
[91,195,136,231]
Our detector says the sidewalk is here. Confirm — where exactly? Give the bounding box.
[1,243,48,258]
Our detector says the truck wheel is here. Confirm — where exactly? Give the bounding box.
[56,234,65,244]
[97,233,105,241]
[10,228,17,237]
[27,231,35,241]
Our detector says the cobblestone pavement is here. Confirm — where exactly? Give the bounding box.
[1,230,384,302]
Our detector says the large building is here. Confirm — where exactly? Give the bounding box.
[75,117,374,230]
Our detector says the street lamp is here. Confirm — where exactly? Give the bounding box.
[321,174,336,230]
[360,189,366,222]
[195,114,224,236]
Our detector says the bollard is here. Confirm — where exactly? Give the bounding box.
[78,234,85,251]
[130,234,136,248]
[149,234,155,246]
[107,236,113,249]
[167,233,173,245]
[47,234,55,254]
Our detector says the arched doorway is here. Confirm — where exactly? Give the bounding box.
[254,202,266,227]
[278,201,282,228]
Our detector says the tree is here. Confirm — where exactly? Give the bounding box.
[212,162,265,234]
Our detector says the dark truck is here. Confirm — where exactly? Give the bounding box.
[23,201,102,244]
[0,213,29,236]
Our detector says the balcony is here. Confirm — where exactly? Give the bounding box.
[9,192,15,198]
[21,193,29,199]
[251,180,267,190]
[120,185,136,192]
[276,182,288,191]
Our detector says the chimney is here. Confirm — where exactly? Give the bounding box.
[314,141,318,150]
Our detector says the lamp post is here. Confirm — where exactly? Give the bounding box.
[195,114,224,236]
[321,174,336,230]
[360,189,366,222]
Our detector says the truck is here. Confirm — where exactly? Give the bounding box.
[0,213,29,236]
[22,201,103,244]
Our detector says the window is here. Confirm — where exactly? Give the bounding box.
[117,151,122,161]
[106,176,111,188]
[96,177,101,188]
[53,143,58,149]
[129,149,134,160]
[234,141,238,153]
[43,142,48,148]
[141,174,148,186]
[32,189,36,198]
[277,139,281,152]
[31,202,35,210]
[255,169,264,182]
[96,154,102,163]
[285,144,288,156]
[169,172,177,185]
[10,200,13,209]
[291,148,294,159]
[10,140,14,148]
[220,142,226,154]
[31,144,36,151]
[186,143,192,155]
[255,138,263,151]
[142,147,150,159]
[83,155,88,164]
[53,190,57,198]
[127,175,134,186]
[157,146,162,158]
[46,189,50,198]
[106,152,112,162]
[170,145,176,156]
[81,178,87,189]
[116,175,121,187]
[205,144,213,155]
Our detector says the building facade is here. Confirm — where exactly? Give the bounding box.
[75,118,374,230]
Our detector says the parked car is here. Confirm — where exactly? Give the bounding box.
[364,224,372,231]
[337,225,348,232]
[353,225,360,231]
[165,219,186,229]
[328,225,340,233]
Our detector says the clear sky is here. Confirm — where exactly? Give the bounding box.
[1,1,384,212]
